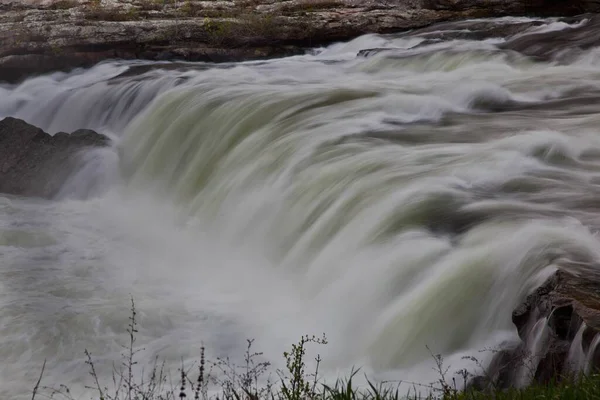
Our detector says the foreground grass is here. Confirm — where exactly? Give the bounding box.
[31,300,600,400]
[458,377,600,400]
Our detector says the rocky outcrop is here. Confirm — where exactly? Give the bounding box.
[1,0,600,82]
[473,268,600,390]
[0,117,109,198]
[359,13,600,62]
[500,14,600,61]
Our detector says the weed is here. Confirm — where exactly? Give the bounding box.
[279,334,327,400]
[84,5,140,21]
[48,0,80,10]
[29,300,600,400]
[31,359,45,400]
[180,0,198,17]
[280,0,344,14]
[202,13,279,47]
[138,0,167,12]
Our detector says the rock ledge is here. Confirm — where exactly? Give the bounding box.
[2,0,600,82]
[0,117,109,198]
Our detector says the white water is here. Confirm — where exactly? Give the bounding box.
[567,323,587,373]
[514,317,549,387]
[2,16,600,398]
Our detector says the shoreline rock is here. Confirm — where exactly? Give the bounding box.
[1,0,600,83]
[472,268,600,390]
[0,117,110,198]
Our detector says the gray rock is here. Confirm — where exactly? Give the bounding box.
[2,0,600,82]
[486,269,600,387]
[0,117,109,198]
[501,14,600,62]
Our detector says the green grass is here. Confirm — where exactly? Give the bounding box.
[30,299,600,400]
[452,376,600,400]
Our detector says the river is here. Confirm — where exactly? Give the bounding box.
[2,15,600,398]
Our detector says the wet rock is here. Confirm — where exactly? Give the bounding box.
[357,48,397,57]
[467,375,490,392]
[467,347,519,391]
[493,269,600,387]
[501,14,600,61]
[533,338,570,384]
[512,271,560,338]
[407,20,547,41]
[0,117,109,198]
[2,0,600,82]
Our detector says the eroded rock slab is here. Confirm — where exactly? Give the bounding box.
[473,268,600,390]
[500,14,600,61]
[2,0,600,82]
[0,117,109,198]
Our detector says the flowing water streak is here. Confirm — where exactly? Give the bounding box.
[3,16,600,398]
[566,322,587,373]
[584,334,600,374]
[514,317,549,387]
[0,61,188,136]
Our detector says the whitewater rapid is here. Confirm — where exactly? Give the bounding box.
[3,15,600,398]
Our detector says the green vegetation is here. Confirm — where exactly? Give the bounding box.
[58,0,345,22]
[84,4,141,21]
[202,13,278,46]
[47,0,80,10]
[455,377,600,400]
[30,300,600,400]
[180,0,199,16]
[280,0,344,13]
[42,0,322,45]
[137,0,169,12]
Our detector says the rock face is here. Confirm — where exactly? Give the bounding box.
[473,268,600,390]
[0,117,110,198]
[1,0,600,82]
[500,14,600,61]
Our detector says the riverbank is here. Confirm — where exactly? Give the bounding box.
[1,0,599,82]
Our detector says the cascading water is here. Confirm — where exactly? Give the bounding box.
[3,15,600,399]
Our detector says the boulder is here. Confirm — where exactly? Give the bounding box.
[0,117,109,198]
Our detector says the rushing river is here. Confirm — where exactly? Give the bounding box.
[3,15,600,398]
